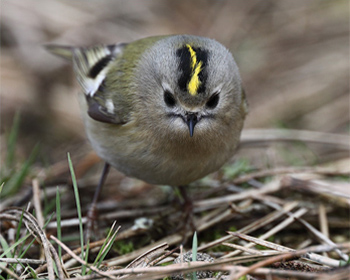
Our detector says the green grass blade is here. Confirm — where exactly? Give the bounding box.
[67,153,85,272]
[192,231,198,262]
[18,237,36,259]
[27,266,38,279]
[2,143,40,197]
[191,231,198,280]
[92,224,114,268]
[0,235,11,258]
[96,223,120,268]
[0,234,31,258]
[82,241,89,275]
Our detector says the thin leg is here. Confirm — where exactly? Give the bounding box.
[86,162,110,240]
[177,185,196,243]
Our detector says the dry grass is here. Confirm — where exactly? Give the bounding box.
[1,0,349,279]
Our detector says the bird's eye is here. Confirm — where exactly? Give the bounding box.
[163,90,176,107]
[206,93,220,109]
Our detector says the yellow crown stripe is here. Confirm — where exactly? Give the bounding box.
[188,61,202,96]
[186,44,197,70]
[186,44,202,96]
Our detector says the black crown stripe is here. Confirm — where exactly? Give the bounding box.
[88,55,113,79]
[176,45,208,94]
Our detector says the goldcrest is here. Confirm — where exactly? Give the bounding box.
[47,35,248,186]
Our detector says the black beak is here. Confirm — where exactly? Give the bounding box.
[186,113,198,137]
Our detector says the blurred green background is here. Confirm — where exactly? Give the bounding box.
[1,0,349,167]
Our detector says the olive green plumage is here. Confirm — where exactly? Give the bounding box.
[47,35,247,185]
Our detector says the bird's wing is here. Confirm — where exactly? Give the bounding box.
[46,43,128,124]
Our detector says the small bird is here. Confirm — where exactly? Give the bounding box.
[47,35,247,235]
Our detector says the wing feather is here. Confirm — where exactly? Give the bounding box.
[46,43,128,124]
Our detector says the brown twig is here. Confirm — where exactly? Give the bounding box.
[0,208,65,280]
[241,129,350,150]
[228,244,347,280]
[50,235,117,279]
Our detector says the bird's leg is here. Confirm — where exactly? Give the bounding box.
[86,162,110,241]
[177,185,196,242]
